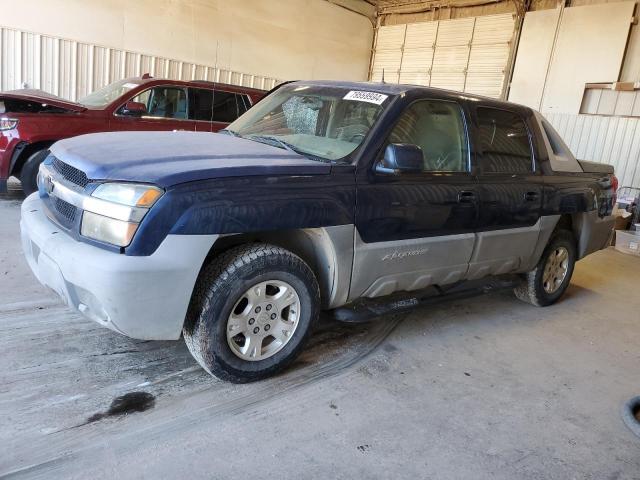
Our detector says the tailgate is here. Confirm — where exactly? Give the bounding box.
[578,160,614,174]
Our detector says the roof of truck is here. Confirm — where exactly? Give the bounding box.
[292,79,528,111]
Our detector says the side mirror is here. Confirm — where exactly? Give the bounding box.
[376,143,424,174]
[120,101,147,116]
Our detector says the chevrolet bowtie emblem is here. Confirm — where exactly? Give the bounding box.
[44,175,55,195]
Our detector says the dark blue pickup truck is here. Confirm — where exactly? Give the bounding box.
[21,81,616,382]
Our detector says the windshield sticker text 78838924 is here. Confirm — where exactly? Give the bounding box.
[343,91,388,105]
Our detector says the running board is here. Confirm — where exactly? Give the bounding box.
[328,276,521,324]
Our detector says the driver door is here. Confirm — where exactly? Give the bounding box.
[351,98,479,300]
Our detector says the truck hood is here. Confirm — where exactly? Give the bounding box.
[0,89,87,112]
[50,131,331,187]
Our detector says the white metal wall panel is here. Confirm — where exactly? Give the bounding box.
[430,18,474,91]
[430,72,466,92]
[472,13,514,45]
[434,18,475,47]
[547,112,640,189]
[404,22,438,48]
[371,14,515,98]
[431,45,470,67]
[1,28,19,90]
[463,72,505,98]
[0,26,280,100]
[58,40,75,101]
[465,14,514,98]
[370,24,406,83]
[398,22,437,86]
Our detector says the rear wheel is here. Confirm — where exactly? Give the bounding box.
[183,243,320,383]
[514,230,577,307]
[20,149,49,195]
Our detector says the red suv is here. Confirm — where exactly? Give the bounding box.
[0,75,265,194]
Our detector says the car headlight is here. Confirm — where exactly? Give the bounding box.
[92,183,163,207]
[80,183,163,247]
[0,117,18,131]
[81,211,139,247]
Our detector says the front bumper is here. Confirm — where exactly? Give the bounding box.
[20,193,218,340]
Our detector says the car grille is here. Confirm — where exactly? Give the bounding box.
[53,197,77,223]
[51,157,89,188]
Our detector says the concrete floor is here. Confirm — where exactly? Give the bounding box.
[1,183,640,479]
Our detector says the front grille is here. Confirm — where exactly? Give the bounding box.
[54,197,77,223]
[51,157,89,188]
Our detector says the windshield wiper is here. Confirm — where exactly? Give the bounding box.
[246,135,299,154]
[245,134,330,163]
[219,128,241,137]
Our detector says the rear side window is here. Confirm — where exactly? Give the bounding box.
[477,108,533,174]
[188,89,242,122]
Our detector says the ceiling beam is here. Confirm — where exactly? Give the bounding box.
[324,0,378,22]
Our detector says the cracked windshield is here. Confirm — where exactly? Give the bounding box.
[226,85,390,162]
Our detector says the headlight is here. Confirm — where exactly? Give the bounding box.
[0,117,18,131]
[81,211,138,247]
[80,182,163,247]
[92,183,163,207]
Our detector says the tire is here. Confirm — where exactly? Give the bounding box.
[183,243,320,383]
[20,149,49,195]
[514,230,577,307]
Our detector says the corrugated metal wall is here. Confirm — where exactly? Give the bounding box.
[0,26,281,101]
[547,113,640,188]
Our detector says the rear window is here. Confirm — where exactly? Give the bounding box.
[188,89,242,122]
[477,107,533,174]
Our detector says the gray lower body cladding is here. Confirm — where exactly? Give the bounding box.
[20,193,217,340]
[345,213,608,302]
[20,192,612,341]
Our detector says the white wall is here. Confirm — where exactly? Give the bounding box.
[541,2,635,114]
[509,2,635,113]
[508,8,561,109]
[0,0,373,82]
[507,2,640,187]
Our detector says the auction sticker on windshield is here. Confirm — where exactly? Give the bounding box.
[343,91,388,105]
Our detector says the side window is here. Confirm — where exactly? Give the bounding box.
[188,88,214,121]
[137,87,187,119]
[130,89,151,109]
[188,89,239,122]
[387,100,469,172]
[236,94,250,116]
[477,108,532,174]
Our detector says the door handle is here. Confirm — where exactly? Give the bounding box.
[524,191,539,202]
[458,190,476,203]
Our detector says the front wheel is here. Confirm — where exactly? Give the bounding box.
[183,243,320,383]
[514,230,577,307]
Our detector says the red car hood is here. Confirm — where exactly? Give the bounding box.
[0,89,87,112]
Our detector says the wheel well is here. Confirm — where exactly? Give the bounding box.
[555,214,578,244]
[197,230,333,308]
[10,141,53,177]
